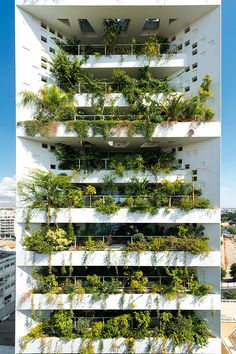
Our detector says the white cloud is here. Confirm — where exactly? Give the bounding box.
[0,176,16,207]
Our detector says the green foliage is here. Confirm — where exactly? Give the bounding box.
[17,168,71,212]
[20,84,76,122]
[93,196,120,214]
[103,19,122,51]
[222,291,236,300]
[51,310,74,339]
[129,271,148,293]
[50,49,85,93]
[22,226,72,253]
[221,268,227,280]
[230,263,236,280]
[103,314,131,338]
[33,270,59,294]
[22,310,210,349]
[227,226,236,235]
[134,311,151,338]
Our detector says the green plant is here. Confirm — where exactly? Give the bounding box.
[103,313,131,338]
[22,226,72,253]
[51,310,74,339]
[134,311,151,338]
[103,19,122,53]
[33,272,59,294]
[230,263,236,280]
[129,271,148,293]
[18,169,71,223]
[221,268,227,280]
[93,196,120,214]
[222,291,236,300]
[50,49,85,93]
[20,84,76,122]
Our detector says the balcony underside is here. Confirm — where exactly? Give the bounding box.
[16,250,220,267]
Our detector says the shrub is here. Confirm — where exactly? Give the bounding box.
[51,310,74,339]
[230,263,236,280]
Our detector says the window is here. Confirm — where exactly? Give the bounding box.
[41,63,47,69]
[57,32,63,39]
[178,146,183,151]
[192,62,198,69]
[41,56,47,63]
[41,76,47,83]
[50,145,55,151]
[58,18,71,27]
[192,76,198,82]
[41,22,47,30]
[185,86,190,92]
[49,47,55,54]
[50,164,56,169]
[192,176,198,182]
[192,49,198,56]
[49,27,55,34]
[5,264,10,269]
[178,159,182,164]
[42,143,48,149]
[143,18,160,31]
[185,164,190,169]
[172,148,176,153]
[185,40,190,47]
[4,294,11,302]
[192,169,197,175]
[177,44,182,51]
[192,42,197,49]
[185,66,190,72]
[171,36,176,42]
[185,26,190,33]
[79,19,96,33]
[41,36,47,43]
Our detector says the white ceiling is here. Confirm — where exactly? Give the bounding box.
[17,4,218,43]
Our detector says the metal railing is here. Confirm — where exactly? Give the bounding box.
[77,43,182,56]
[56,275,175,289]
[81,194,192,208]
[75,81,183,94]
[58,158,181,171]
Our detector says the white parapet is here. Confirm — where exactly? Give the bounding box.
[16,250,220,267]
[17,293,221,311]
[17,122,221,138]
[78,54,186,70]
[15,337,221,354]
[16,207,221,224]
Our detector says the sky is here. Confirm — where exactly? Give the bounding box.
[0,0,234,207]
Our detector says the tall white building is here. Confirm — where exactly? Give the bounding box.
[15,1,221,353]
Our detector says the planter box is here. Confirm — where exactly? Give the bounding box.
[17,293,221,311]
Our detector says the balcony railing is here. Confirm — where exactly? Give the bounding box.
[75,81,183,94]
[81,194,192,208]
[55,275,175,290]
[77,43,183,56]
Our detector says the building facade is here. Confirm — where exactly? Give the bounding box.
[0,209,15,240]
[15,1,221,353]
[0,251,15,321]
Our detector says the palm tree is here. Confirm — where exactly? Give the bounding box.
[20,84,76,122]
[18,169,71,224]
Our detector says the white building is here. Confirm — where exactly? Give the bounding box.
[0,209,15,240]
[15,1,221,353]
[0,251,15,321]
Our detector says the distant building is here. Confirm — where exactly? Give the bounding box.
[0,210,15,240]
[0,251,15,321]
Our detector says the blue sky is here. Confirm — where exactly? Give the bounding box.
[0,0,234,207]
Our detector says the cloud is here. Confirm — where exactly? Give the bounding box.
[0,176,16,207]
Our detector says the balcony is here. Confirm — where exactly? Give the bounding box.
[17,121,221,140]
[16,207,220,224]
[15,336,221,354]
[16,250,220,267]
[17,293,220,311]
